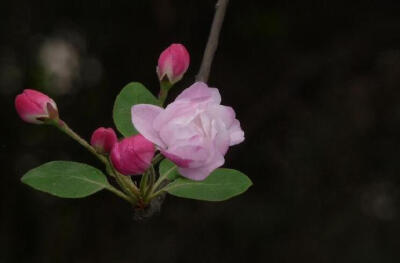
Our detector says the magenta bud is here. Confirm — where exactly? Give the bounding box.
[90,127,118,154]
[110,134,155,175]
[156,43,190,85]
[15,89,58,124]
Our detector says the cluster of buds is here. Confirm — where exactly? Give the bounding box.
[91,128,155,175]
[15,89,158,176]
[15,43,191,179]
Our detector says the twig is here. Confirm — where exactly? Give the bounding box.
[196,0,230,83]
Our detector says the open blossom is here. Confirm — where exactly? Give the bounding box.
[110,134,155,176]
[15,89,58,124]
[132,82,244,181]
[90,127,118,154]
[157,43,190,84]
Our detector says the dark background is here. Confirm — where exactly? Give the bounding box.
[1,0,400,262]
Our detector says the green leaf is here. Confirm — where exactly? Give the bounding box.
[21,161,110,198]
[159,159,180,181]
[113,82,159,137]
[164,168,252,201]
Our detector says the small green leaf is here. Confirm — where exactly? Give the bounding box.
[164,168,252,201]
[159,159,180,181]
[21,161,110,198]
[113,82,159,137]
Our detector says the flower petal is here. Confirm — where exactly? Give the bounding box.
[229,119,245,146]
[207,105,235,128]
[131,104,166,148]
[175,82,221,104]
[161,151,192,168]
[213,123,230,155]
[153,100,199,132]
[163,144,209,169]
[159,120,200,146]
[178,152,225,181]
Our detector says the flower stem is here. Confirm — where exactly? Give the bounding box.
[158,81,172,106]
[196,0,230,83]
[113,172,139,202]
[54,120,108,166]
[105,184,135,204]
[148,184,169,200]
[51,119,140,204]
[115,171,141,197]
[139,169,150,196]
[151,153,164,165]
[151,164,177,194]
[143,165,157,203]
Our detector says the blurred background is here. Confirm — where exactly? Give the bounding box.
[2,0,400,262]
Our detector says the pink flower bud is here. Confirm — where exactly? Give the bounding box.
[110,134,155,175]
[15,89,58,124]
[157,43,190,84]
[90,127,118,154]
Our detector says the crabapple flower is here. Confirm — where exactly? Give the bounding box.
[110,134,155,176]
[90,127,118,154]
[157,43,190,85]
[131,82,245,181]
[15,89,58,124]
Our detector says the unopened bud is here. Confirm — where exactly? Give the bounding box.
[156,43,190,85]
[110,134,155,175]
[90,127,118,154]
[15,89,58,124]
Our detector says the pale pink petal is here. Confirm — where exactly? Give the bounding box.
[161,151,192,168]
[196,115,230,155]
[163,144,209,168]
[153,101,199,132]
[229,119,245,146]
[213,124,230,155]
[131,104,166,148]
[207,105,235,128]
[178,153,225,181]
[198,113,212,137]
[175,82,221,104]
[159,121,199,146]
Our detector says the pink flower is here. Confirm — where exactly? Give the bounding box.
[90,127,118,154]
[15,89,58,124]
[157,43,190,84]
[132,82,245,181]
[110,134,155,175]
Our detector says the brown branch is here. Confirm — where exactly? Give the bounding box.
[196,0,230,83]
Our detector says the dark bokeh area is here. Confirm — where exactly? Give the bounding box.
[2,0,400,262]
